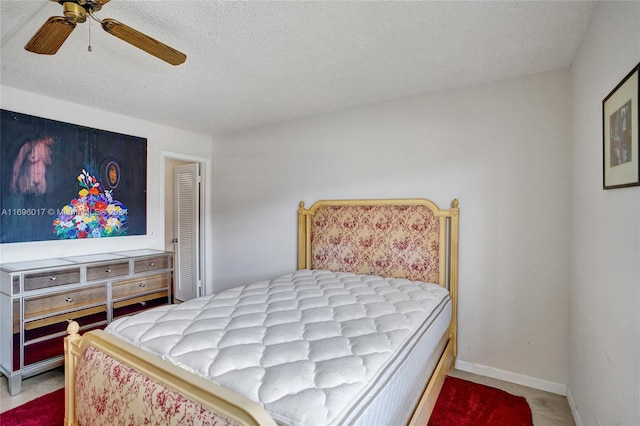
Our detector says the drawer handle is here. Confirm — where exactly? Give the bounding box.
[138,282,146,288]
[65,297,73,303]
[49,276,57,281]
[148,262,155,267]
[105,268,112,273]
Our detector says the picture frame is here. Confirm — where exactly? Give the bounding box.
[0,109,147,243]
[602,63,639,189]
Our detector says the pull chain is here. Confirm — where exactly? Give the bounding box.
[88,17,92,52]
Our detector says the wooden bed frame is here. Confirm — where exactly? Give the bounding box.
[64,198,459,426]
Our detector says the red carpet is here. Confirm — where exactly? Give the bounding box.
[0,387,64,426]
[1,377,532,426]
[429,376,534,426]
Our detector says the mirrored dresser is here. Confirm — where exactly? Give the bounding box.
[0,249,173,395]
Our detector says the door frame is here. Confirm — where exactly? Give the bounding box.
[161,151,212,296]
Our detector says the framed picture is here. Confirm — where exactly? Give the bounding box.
[0,110,147,243]
[603,63,639,189]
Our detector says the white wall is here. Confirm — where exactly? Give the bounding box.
[0,86,214,291]
[213,69,572,386]
[569,2,640,425]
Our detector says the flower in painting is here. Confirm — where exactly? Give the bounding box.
[74,201,88,216]
[106,204,122,215]
[53,169,129,239]
[53,218,73,230]
[106,217,120,229]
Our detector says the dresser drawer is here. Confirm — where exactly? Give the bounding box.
[24,268,81,291]
[112,274,168,300]
[113,291,169,319]
[24,285,107,319]
[23,323,104,367]
[24,307,107,341]
[133,256,169,274]
[86,261,130,281]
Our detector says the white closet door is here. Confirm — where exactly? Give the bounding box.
[173,163,200,301]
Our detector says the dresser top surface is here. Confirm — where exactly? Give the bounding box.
[0,258,77,272]
[0,249,171,273]
[112,249,169,258]
[62,253,128,263]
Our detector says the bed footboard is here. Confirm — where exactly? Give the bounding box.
[64,321,276,426]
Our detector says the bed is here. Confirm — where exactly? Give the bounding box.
[63,197,459,426]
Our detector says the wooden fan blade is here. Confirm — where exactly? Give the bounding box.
[25,17,76,55]
[101,18,186,65]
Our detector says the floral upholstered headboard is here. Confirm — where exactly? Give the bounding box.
[297,198,459,286]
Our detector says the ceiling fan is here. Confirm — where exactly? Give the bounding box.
[24,0,186,65]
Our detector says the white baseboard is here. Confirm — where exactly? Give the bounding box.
[455,359,568,396]
[565,386,584,426]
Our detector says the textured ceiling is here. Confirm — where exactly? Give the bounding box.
[1,1,596,136]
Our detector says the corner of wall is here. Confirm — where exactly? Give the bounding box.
[565,386,584,426]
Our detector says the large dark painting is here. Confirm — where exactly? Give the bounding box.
[1,109,147,243]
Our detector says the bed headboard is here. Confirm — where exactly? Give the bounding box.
[297,198,459,288]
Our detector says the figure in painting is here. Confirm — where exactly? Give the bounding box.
[106,161,120,188]
[610,101,632,167]
[10,137,54,195]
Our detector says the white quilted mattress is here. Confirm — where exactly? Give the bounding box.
[106,269,451,426]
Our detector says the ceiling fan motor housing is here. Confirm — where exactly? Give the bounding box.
[59,0,110,22]
[62,2,86,23]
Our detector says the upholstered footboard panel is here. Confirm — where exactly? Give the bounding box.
[64,325,276,426]
[75,345,240,426]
